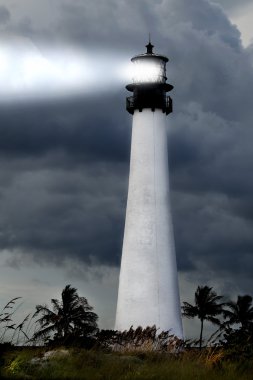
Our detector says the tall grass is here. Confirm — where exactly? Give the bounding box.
[0,298,33,346]
[1,347,253,380]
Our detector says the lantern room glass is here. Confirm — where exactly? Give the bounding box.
[132,57,166,84]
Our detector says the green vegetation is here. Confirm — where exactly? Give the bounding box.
[1,346,253,380]
[1,284,253,379]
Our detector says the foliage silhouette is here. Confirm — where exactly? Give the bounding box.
[182,285,224,349]
[0,297,30,346]
[223,295,253,330]
[215,295,253,360]
[32,284,98,346]
[96,325,183,352]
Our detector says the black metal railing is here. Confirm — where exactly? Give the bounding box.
[126,96,135,114]
[166,96,173,115]
[126,95,172,115]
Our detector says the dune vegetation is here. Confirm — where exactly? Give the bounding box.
[1,346,253,380]
[0,284,253,379]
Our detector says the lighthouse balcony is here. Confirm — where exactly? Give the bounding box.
[126,95,173,115]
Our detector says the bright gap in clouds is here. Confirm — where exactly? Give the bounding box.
[230,3,253,47]
[0,38,132,103]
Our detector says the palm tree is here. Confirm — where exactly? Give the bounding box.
[182,285,224,349]
[32,285,98,344]
[224,295,253,331]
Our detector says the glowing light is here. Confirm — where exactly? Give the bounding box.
[0,38,131,103]
[0,42,95,101]
[132,59,165,84]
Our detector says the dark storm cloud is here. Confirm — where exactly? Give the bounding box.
[0,95,130,266]
[172,190,253,276]
[0,96,129,162]
[0,5,10,24]
[168,101,253,281]
[56,0,158,48]
[169,104,253,197]
[0,157,128,266]
[0,0,253,294]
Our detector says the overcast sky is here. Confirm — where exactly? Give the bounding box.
[0,0,253,340]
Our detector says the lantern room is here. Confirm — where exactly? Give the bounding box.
[126,42,173,115]
[131,42,168,84]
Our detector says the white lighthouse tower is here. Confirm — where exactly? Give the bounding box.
[115,42,183,338]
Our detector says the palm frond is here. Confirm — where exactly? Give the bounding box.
[32,324,57,341]
[182,302,198,318]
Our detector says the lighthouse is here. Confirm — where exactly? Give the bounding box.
[115,41,183,338]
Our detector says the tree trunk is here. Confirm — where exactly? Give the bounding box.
[199,319,204,350]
